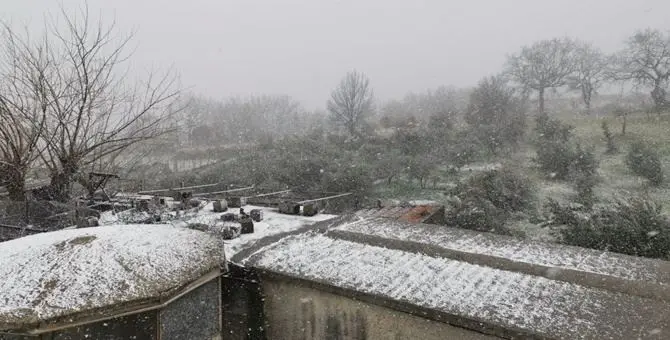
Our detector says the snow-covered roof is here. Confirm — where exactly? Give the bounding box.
[333,216,670,284]
[101,203,337,259]
[0,224,225,331]
[237,215,670,339]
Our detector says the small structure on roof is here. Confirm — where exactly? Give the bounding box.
[232,214,670,340]
[0,224,227,339]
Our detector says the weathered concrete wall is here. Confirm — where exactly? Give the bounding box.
[261,279,499,340]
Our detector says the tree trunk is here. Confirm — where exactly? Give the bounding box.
[48,173,72,202]
[622,114,627,136]
[5,169,27,201]
[347,122,356,137]
[651,83,668,113]
[582,85,592,115]
[538,87,546,116]
[46,161,79,202]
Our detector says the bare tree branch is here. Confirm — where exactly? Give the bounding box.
[506,37,577,115]
[1,6,182,201]
[614,29,670,111]
[566,41,610,114]
[327,70,375,137]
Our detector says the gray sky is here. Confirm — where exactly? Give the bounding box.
[5,0,670,109]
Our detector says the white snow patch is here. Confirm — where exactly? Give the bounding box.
[98,202,336,260]
[0,224,225,328]
[179,203,336,258]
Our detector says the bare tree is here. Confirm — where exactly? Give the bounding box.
[327,70,374,136]
[0,24,51,200]
[506,38,577,115]
[14,6,182,201]
[616,29,670,112]
[567,42,610,114]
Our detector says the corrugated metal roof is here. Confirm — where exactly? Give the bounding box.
[239,215,670,339]
[333,217,670,284]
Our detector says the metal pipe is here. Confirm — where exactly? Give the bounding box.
[297,192,352,204]
[192,185,255,197]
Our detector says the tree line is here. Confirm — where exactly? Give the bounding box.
[2,4,669,206]
[327,29,670,138]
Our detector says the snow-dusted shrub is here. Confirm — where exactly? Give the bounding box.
[626,140,663,186]
[446,167,533,234]
[546,196,670,260]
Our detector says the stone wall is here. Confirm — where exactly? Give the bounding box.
[261,278,499,340]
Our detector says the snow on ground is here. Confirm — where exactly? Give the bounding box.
[100,202,337,259]
[185,202,337,258]
[0,224,225,329]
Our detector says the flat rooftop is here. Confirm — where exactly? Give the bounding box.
[234,215,670,339]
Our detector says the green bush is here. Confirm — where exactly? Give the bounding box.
[570,145,599,206]
[446,195,510,233]
[321,164,373,196]
[446,167,533,234]
[440,130,482,169]
[534,116,600,194]
[465,75,527,155]
[535,141,576,179]
[546,197,670,260]
[626,141,663,186]
[534,114,572,144]
[534,115,575,179]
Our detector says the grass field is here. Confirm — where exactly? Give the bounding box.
[372,111,670,241]
[567,112,670,210]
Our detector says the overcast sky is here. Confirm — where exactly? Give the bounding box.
[4,0,670,109]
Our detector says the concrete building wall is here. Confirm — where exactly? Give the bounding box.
[261,279,500,340]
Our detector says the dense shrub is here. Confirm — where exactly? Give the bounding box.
[534,116,600,197]
[446,167,533,233]
[433,129,482,170]
[546,197,670,260]
[446,195,510,233]
[465,75,527,155]
[534,115,575,179]
[535,141,577,179]
[570,145,599,206]
[626,141,664,186]
[534,114,572,144]
[463,167,534,211]
[321,164,373,196]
